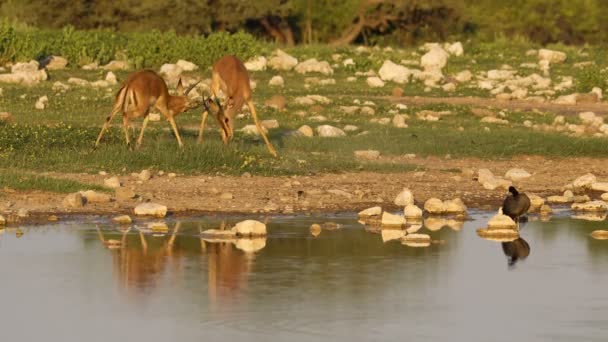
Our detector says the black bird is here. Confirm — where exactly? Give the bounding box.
[502,186,530,228]
[501,237,530,268]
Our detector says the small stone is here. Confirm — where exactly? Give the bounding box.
[590,230,608,240]
[316,125,346,137]
[358,206,382,218]
[297,125,314,137]
[115,187,136,201]
[539,204,553,215]
[139,169,152,181]
[104,176,121,188]
[424,198,446,214]
[112,215,132,224]
[310,224,322,237]
[80,190,112,203]
[367,76,385,88]
[381,212,406,227]
[381,229,405,243]
[35,95,48,110]
[394,189,414,206]
[268,75,284,87]
[134,203,167,217]
[220,192,234,200]
[487,212,516,229]
[505,168,532,181]
[573,173,597,189]
[444,198,467,214]
[354,150,380,160]
[404,204,423,219]
[63,192,86,208]
[232,220,267,236]
[47,215,59,222]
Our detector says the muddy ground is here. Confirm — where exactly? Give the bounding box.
[3,155,608,222]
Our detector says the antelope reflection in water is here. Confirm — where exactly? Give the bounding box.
[96,223,185,291]
[501,237,530,268]
[96,221,266,303]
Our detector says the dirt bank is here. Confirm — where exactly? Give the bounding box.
[2,155,608,223]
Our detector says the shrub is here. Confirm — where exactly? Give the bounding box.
[0,23,265,68]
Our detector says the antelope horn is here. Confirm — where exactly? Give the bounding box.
[184,80,200,96]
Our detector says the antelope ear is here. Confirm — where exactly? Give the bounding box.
[176,78,185,95]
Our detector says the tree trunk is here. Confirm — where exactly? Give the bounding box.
[329,14,366,46]
[260,17,286,44]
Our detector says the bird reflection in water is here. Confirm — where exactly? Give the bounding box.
[501,237,530,268]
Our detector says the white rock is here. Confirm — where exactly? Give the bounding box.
[358,206,382,217]
[487,212,516,229]
[316,125,346,137]
[80,190,112,203]
[68,77,89,87]
[477,169,495,184]
[360,106,375,115]
[112,215,132,224]
[176,59,198,71]
[63,192,86,208]
[134,203,167,217]
[268,49,298,71]
[295,59,333,75]
[52,81,70,92]
[394,189,414,206]
[104,176,121,188]
[81,62,98,70]
[343,58,355,67]
[420,46,449,71]
[455,70,472,83]
[592,87,603,100]
[102,60,129,71]
[240,124,267,136]
[442,83,456,92]
[232,220,267,236]
[159,63,183,85]
[424,198,446,214]
[105,72,117,85]
[402,233,431,242]
[268,75,284,87]
[297,125,314,137]
[538,49,567,64]
[444,198,467,214]
[343,125,358,132]
[381,229,405,243]
[381,212,406,227]
[261,119,279,129]
[139,169,152,181]
[404,204,423,219]
[591,182,608,192]
[46,56,68,70]
[366,76,385,88]
[505,168,532,181]
[392,114,408,128]
[573,173,597,189]
[35,95,48,110]
[354,150,380,160]
[378,60,411,84]
[554,94,577,105]
[446,42,464,56]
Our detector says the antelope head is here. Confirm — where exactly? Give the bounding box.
[202,94,233,144]
[171,79,201,114]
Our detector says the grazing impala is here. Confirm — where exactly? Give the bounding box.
[95,70,199,148]
[198,55,278,157]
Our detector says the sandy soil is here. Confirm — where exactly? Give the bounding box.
[3,155,608,222]
[387,95,608,115]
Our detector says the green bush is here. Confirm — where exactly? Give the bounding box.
[0,23,264,68]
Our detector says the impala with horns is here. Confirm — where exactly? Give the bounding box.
[95,70,200,148]
[198,55,278,157]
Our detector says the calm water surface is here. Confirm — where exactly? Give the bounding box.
[1,211,607,341]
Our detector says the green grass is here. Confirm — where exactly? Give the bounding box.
[0,170,109,193]
[0,42,608,193]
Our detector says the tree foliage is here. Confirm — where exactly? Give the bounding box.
[1,0,607,45]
